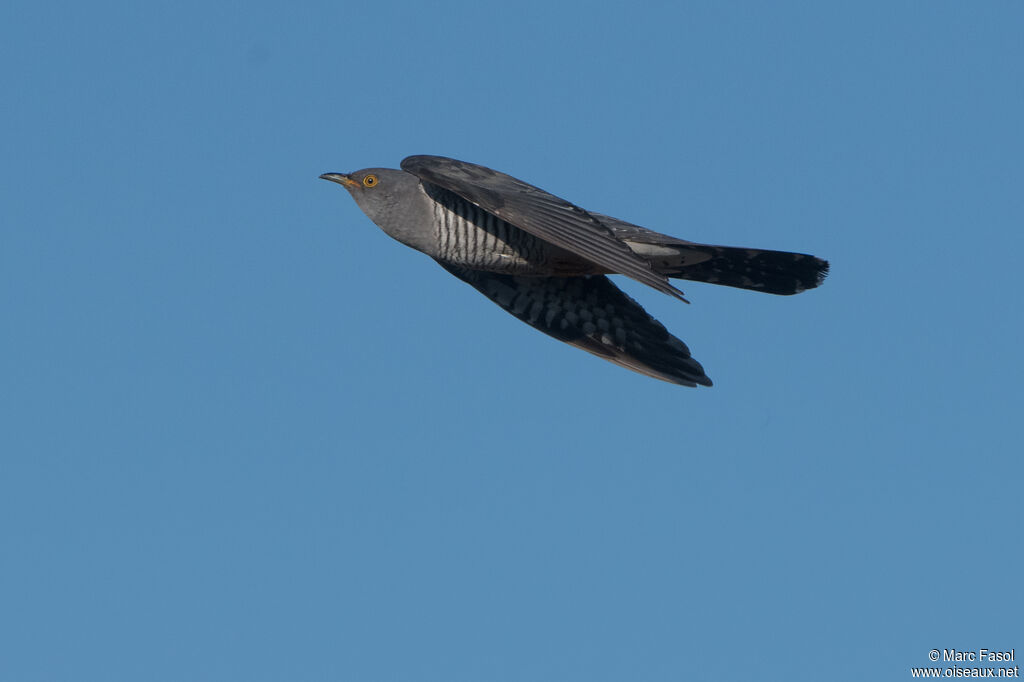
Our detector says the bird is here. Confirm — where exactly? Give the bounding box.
[320,155,828,387]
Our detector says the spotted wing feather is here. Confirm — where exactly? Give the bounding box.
[437,261,712,387]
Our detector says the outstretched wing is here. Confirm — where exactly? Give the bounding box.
[402,155,687,301]
[437,261,712,387]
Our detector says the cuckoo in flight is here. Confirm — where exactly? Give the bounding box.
[320,156,828,387]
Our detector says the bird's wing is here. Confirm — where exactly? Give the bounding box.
[402,155,687,301]
[436,261,712,387]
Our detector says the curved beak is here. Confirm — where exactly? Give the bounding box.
[319,172,359,189]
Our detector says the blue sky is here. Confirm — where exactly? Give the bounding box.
[2,1,1021,680]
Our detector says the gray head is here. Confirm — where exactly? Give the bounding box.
[320,167,433,252]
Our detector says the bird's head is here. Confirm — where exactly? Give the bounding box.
[320,167,433,252]
[319,168,419,223]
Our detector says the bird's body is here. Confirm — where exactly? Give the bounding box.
[321,156,829,387]
[425,183,591,276]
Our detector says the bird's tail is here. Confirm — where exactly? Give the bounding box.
[596,212,829,296]
[662,244,829,295]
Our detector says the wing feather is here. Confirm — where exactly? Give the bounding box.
[437,261,712,387]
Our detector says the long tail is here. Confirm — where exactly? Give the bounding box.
[664,244,829,295]
[595,213,829,296]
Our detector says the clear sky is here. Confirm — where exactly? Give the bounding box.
[2,1,1021,680]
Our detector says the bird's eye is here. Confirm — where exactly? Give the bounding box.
[362,174,378,188]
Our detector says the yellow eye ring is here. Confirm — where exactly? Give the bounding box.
[362,174,378,188]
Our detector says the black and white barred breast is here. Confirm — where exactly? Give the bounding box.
[423,184,596,276]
